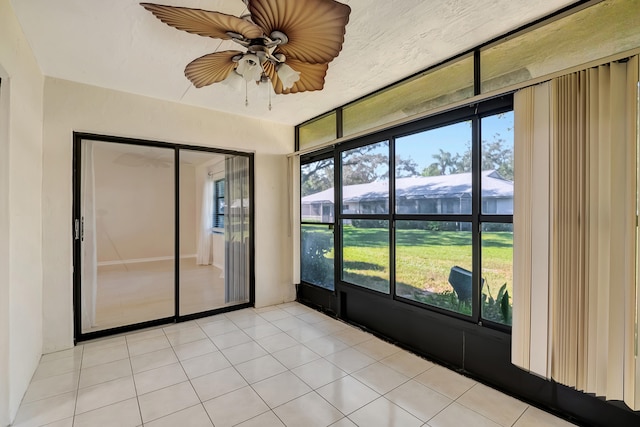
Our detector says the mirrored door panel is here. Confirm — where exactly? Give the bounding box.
[79,140,175,333]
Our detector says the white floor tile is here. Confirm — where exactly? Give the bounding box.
[79,358,132,388]
[73,397,141,427]
[291,358,347,389]
[75,376,136,414]
[133,362,188,395]
[513,406,577,427]
[81,343,129,369]
[32,356,82,381]
[125,327,165,343]
[180,350,231,379]
[210,330,252,349]
[221,341,268,364]
[40,347,83,364]
[272,344,321,369]
[304,335,350,357]
[138,381,200,423]
[274,391,343,427]
[236,410,286,427]
[203,386,270,427]
[126,335,170,357]
[317,376,380,415]
[172,338,217,361]
[130,347,178,374]
[201,319,239,337]
[258,309,292,322]
[257,332,299,353]
[22,371,79,403]
[13,303,578,427]
[165,326,207,347]
[11,392,76,427]
[353,338,400,360]
[252,371,312,408]
[428,402,502,427]
[191,366,247,401]
[41,417,74,427]
[384,379,452,422]
[351,362,409,394]
[144,404,213,427]
[325,347,376,374]
[415,365,476,400]
[235,354,288,384]
[243,323,282,340]
[348,396,423,427]
[332,328,373,346]
[457,383,528,426]
[379,351,434,378]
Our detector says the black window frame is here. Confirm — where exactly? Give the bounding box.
[213,178,225,229]
[300,95,513,333]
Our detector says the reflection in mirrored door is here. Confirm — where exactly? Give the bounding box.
[179,151,251,316]
[80,140,175,334]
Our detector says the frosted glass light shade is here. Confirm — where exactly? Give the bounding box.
[277,63,301,89]
[236,54,263,81]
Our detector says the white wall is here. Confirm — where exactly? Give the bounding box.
[0,0,45,424]
[42,77,295,352]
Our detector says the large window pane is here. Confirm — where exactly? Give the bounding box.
[395,221,472,315]
[395,121,472,214]
[481,112,514,214]
[342,141,389,214]
[299,112,337,150]
[301,224,335,290]
[342,220,389,293]
[343,55,474,137]
[481,223,513,325]
[301,158,335,291]
[301,158,335,223]
[481,0,639,93]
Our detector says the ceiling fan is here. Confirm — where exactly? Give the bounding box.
[141,0,351,99]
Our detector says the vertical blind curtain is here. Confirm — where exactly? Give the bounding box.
[513,56,640,409]
[289,155,301,285]
[224,155,250,303]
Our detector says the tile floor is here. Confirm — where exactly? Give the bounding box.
[12,302,576,427]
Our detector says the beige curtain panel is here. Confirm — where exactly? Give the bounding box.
[513,56,640,410]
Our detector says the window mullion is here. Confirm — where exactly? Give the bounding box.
[471,115,482,324]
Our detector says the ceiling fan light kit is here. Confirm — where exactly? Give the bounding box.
[141,0,351,107]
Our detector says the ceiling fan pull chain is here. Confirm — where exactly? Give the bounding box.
[268,80,272,111]
[245,81,249,107]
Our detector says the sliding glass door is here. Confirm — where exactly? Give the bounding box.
[74,135,253,340]
[78,140,175,334]
[178,150,250,316]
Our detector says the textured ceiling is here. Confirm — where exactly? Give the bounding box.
[11,0,576,125]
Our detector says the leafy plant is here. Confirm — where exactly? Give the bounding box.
[482,282,511,325]
[301,229,334,289]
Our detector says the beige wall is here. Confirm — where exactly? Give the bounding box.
[90,142,195,263]
[0,0,45,424]
[42,77,295,353]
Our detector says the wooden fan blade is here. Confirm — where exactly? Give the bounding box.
[264,60,329,94]
[185,51,242,88]
[249,0,351,64]
[141,3,263,40]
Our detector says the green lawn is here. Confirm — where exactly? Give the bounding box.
[302,224,514,324]
[340,225,513,323]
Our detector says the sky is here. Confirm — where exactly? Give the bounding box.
[395,111,514,170]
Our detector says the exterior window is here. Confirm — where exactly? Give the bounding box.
[301,158,335,290]
[299,100,513,329]
[213,179,225,229]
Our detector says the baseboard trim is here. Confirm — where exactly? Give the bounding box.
[98,254,197,267]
